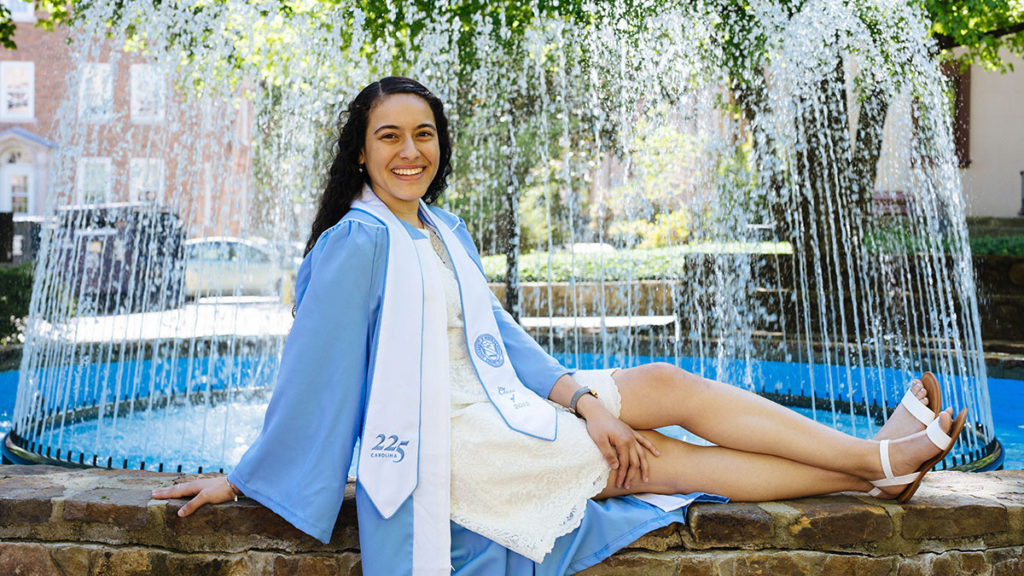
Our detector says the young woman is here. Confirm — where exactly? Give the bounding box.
[153,77,967,576]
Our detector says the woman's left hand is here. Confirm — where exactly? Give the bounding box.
[577,395,660,490]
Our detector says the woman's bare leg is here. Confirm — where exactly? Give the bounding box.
[612,363,951,482]
[596,430,870,501]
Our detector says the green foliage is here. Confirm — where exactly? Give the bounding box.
[925,0,1024,71]
[592,107,700,248]
[865,220,1024,256]
[608,211,692,249]
[970,235,1024,256]
[4,1,1021,74]
[0,5,15,50]
[0,264,33,345]
[481,242,793,282]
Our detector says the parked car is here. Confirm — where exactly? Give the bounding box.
[183,237,293,298]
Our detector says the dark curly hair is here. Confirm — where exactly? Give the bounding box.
[304,77,452,256]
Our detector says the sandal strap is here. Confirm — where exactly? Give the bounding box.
[901,388,936,426]
[870,438,922,493]
[879,439,895,480]
[871,472,920,488]
[926,417,953,450]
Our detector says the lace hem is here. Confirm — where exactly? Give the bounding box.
[449,370,622,563]
[451,462,608,562]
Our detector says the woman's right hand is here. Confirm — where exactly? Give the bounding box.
[151,476,237,517]
[577,395,659,490]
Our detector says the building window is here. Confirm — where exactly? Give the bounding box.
[79,63,113,122]
[76,157,112,204]
[0,62,34,121]
[1,0,35,23]
[1,157,33,216]
[10,172,29,214]
[130,65,165,124]
[129,158,165,203]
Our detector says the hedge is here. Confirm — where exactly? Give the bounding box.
[0,263,33,345]
[481,242,793,282]
[483,236,1024,283]
[970,235,1024,256]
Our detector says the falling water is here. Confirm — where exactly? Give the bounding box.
[7,0,998,472]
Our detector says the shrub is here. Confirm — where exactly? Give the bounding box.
[608,210,692,249]
[969,235,1024,256]
[483,242,792,282]
[0,263,33,345]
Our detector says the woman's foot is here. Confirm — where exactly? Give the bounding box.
[868,408,954,499]
[872,378,937,441]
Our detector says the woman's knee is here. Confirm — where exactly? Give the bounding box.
[630,362,709,397]
[616,363,712,427]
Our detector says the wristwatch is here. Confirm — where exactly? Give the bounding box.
[569,386,599,416]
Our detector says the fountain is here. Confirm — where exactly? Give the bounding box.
[2,0,1001,473]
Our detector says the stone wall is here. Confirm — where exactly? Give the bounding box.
[2,466,1023,575]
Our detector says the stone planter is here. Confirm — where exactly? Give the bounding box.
[489,280,678,317]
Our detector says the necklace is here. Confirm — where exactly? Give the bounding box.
[426,225,454,271]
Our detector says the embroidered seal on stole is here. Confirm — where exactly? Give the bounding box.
[473,334,505,367]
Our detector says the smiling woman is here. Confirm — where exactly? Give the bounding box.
[152,77,966,576]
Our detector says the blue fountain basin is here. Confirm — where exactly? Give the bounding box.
[1,354,1019,472]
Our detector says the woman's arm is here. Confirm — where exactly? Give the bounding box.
[153,219,385,543]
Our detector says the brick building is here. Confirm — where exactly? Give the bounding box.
[0,0,251,240]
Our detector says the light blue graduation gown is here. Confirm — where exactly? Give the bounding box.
[228,206,726,575]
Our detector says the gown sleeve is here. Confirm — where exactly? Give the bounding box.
[449,216,570,400]
[227,219,385,544]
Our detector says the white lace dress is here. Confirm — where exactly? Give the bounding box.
[426,228,622,563]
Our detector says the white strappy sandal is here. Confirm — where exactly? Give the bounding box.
[868,408,967,503]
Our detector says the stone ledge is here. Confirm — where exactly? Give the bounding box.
[1,466,1023,575]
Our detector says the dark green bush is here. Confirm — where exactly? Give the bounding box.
[483,235,1024,283]
[0,263,33,345]
[482,242,793,282]
[969,235,1024,256]
[865,220,1024,256]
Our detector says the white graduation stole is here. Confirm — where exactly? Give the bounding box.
[353,186,557,529]
[353,189,451,575]
[419,204,558,441]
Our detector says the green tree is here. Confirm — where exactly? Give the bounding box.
[926,0,1024,70]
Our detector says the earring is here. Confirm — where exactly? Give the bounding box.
[358,164,365,173]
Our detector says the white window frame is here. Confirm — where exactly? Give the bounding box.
[1,163,34,215]
[1,0,35,23]
[130,64,166,124]
[78,63,114,123]
[0,61,35,122]
[129,158,165,204]
[76,157,113,205]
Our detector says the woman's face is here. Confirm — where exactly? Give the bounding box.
[359,93,440,219]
